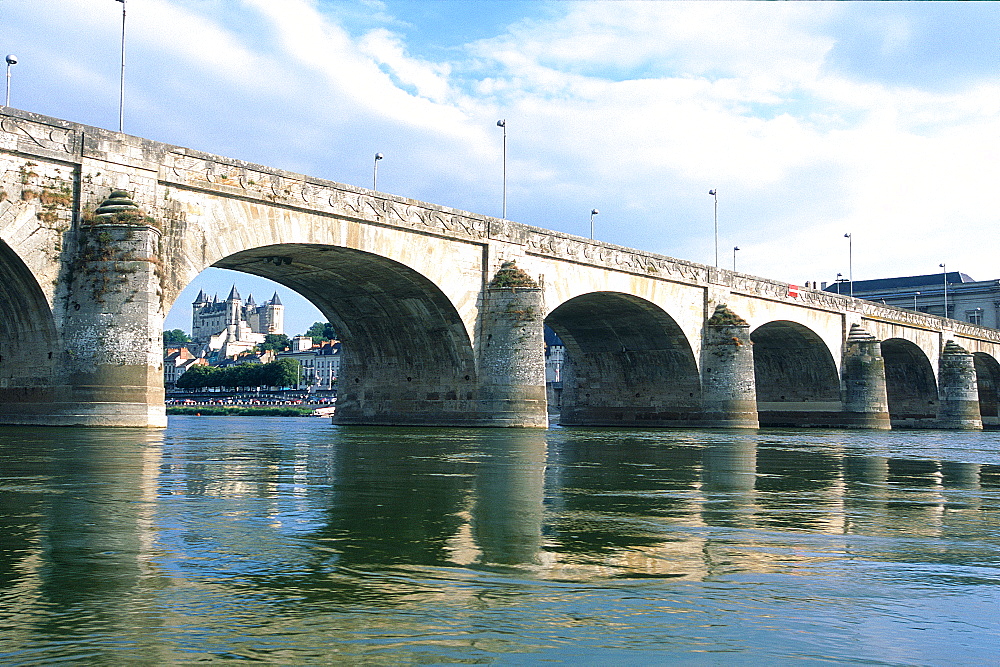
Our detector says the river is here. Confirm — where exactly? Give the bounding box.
[1,418,998,664]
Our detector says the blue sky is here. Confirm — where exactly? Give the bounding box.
[4,0,999,335]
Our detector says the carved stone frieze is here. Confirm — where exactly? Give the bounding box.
[0,117,77,156]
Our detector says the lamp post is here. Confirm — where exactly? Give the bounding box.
[373,153,383,190]
[835,272,842,295]
[589,209,599,240]
[844,233,853,297]
[497,119,506,219]
[940,263,948,319]
[709,189,718,268]
[4,54,16,107]
[914,291,920,311]
[115,0,126,133]
[733,246,739,272]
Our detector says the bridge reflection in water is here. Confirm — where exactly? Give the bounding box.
[1,420,997,663]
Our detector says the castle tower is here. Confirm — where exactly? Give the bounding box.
[225,285,242,339]
[267,292,284,335]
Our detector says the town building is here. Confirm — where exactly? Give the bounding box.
[277,336,341,392]
[825,272,1000,328]
[545,327,565,409]
[163,346,207,389]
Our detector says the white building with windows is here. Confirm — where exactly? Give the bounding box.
[277,336,341,391]
[825,272,1000,328]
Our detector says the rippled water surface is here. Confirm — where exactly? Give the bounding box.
[2,418,999,664]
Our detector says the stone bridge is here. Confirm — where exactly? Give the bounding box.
[3,107,1000,429]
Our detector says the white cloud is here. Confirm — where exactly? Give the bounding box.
[6,0,1000,298]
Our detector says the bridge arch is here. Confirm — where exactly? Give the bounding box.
[881,338,938,426]
[973,352,1000,427]
[0,238,61,419]
[545,291,700,426]
[750,320,840,426]
[173,243,480,425]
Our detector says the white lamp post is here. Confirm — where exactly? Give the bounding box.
[115,0,126,133]
[4,54,16,107]
[733,246,740,272]
[709,189,718,268]
[373,153,383,190]
[590,209,599,240]
[940,263,948,318]
[497,119,506,219]
[844,233,853,297]
[914,291,920,311]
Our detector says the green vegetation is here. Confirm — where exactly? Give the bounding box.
[164,329,192,344]
[706,304,749,327]
[176,358,301,390]
[304,321,338,343]
[258,333,290,352]
[489,261,538,288]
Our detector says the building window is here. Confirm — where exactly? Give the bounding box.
[967,310,983,325]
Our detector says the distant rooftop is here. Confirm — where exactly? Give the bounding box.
[825,272,975,293]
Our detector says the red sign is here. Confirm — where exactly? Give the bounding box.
[788,284,800,298]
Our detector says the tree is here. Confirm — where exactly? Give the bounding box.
[176,364,217,389]
[164,329,192,344]
[229,363,263,389]
[261,358,300,388]
[258,333,290,352]
[304,321,338,343]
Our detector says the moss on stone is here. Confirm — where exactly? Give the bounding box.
[489,260,538,288]
[707,304,748,327]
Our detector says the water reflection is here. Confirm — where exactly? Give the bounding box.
[469,430,546,566]
[1,422,999,664]
[0,428,164,661]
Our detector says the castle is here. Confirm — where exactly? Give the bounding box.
[191,286,284,358]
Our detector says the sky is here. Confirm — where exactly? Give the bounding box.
[4,0,999,335]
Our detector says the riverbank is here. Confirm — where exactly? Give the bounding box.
[167,405,317,417]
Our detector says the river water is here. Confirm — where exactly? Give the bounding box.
[1,418,998,664]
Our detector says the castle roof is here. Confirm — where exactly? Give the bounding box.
[227,285,241,302]
[192,289,206,304]
[270,291,282,306]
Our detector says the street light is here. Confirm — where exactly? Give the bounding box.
[589,209,599,240]
[940,263,948,318]
[844,233,853,297]
[709,189,718,268]
[373,153,383,190]
[4,54,16,107]
[835,272,843,295]
[497,119,506,219]
[115,0,126,133]
[914,291,920,311]
[733,246,740,272]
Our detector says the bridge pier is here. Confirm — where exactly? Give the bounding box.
[840,324,891,429]
[700,305,758,428]
[475,262,548,427]
[57,192,166,427]
[937,340,983,430]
